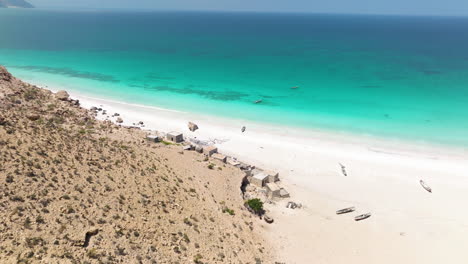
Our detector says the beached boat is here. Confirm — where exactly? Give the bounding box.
[254,99,263,104]
[336,206,355,215]
[420,180,432,193]
[241,126,246,133]
[354,213,371,221]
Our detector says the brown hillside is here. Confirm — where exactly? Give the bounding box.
[0,66,272,264]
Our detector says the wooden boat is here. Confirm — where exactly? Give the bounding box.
[420,180,432,193]
[254,99,263,104]
[355,213,371,221]
[336,206,355,215]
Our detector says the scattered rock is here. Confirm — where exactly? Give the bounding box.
[188,122,199,132]
[70,99,80,106]
[138,121,144,125]
[55,90,70,101]
[286,201,302,209]
[27,114,40,121]
[264,215,274,224]
[0,116,6,125]
[116,117,123,123]
[113,113,120,117]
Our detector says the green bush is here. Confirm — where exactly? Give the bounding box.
[246,198,263,214]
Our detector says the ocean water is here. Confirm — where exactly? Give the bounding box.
[1,9,468,146]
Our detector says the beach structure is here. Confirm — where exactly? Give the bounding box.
[212,153,227,163]
[195,145,203,153]
[183,145,194,151]
[204,146,218,156]
[263,170,279,183]
[251,172,269,187]
[227,158,241,166]
[146,135,160,143]
[167,132,183,143]
[266,182,281,198]
[279,188,290,198]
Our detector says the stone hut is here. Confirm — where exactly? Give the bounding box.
[251,172,269,187]
[167,132,183,143]
[203,146,218,156]
[264,170,279,183]
[146,135,160,143]
[279,188,290,198]
[266,182,281,198]
[212,153,227,163]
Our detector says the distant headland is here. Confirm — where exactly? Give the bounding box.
[0,0,34,8]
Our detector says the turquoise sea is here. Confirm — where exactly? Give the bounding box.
[1,9,468,145]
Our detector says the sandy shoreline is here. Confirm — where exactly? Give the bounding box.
[33,82,468,263]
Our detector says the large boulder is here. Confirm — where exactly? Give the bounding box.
[0,66,13,82]
[188,122,199,132]
[55,90,70,101]
[116,117,123,124]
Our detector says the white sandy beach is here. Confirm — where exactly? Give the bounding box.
[36,83,468,263]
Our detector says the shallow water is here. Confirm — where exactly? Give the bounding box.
[1,10,468,145]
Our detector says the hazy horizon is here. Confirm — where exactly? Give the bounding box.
[27,0,468,16]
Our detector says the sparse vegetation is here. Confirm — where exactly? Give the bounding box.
[246,199,264,215]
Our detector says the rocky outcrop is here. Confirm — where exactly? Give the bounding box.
[188,122,199,132]
[55,90,70,101]
[0,66,13,82]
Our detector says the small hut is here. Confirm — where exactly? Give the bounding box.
[203,146,218,156]
[264,170,279,183]
[146,135,160,143]
[167,132,183,143]
[251,172,269,187]
[212,153,227,163]
[266,182,281,198]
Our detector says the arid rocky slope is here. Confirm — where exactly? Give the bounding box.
[0,66,271,263]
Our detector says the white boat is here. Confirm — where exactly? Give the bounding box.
[355,213,371,221]
[336,206,355,215]
[420,180,432,193]
[254,99,263,104]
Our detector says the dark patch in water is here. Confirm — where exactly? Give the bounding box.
[421,70,442,75]
[10,65,119,83]
[361,85,382,89]
[146,85,250,101]
[144,73,175,81]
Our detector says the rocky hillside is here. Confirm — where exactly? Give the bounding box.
[0,0,34,8]
[0,66,271,263]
